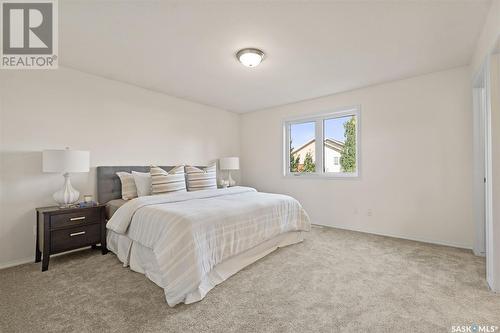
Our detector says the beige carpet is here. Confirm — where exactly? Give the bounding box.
[1,226,499,333]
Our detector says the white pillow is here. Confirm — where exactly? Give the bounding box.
[116,172,138,200]
[132,171,152,197]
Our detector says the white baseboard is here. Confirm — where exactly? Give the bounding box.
[313,223,473,250]
[0,247,95,270]
[0,256,33,270]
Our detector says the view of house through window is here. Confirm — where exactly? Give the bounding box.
[323,115,356,173]
[289,121,316,172]
[286,109,359,176]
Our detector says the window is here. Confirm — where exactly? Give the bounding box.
[289,121,316,173]
[284,106,360,177]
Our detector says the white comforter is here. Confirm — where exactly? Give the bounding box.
[107,186,311,306]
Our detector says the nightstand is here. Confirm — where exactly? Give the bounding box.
[35,205,108,271]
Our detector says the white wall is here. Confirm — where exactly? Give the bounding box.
[0,67,240,268]
[471,0,500,76]
[240,67,473,248]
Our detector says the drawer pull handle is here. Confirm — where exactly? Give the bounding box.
[70,216,86,221]
[70,231,86,237]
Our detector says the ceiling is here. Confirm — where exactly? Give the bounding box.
[60,1,491,113]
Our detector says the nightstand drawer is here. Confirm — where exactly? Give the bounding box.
[50,209,99,229]
[51,224,101,253]
[36,204,107,271]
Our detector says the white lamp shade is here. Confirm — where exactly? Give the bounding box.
[219,157,240,170]
[43,150,90,173]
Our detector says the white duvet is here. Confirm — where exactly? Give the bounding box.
[107,186,311,306]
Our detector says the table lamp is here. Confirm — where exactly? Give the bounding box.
[219,157,239,187]
[42,148,90,207]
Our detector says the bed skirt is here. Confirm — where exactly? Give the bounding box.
[107,230,304,305]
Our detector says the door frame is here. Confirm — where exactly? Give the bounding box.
[472,74,486,257]
[473,57,494,289]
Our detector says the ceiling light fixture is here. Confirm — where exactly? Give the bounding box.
[236,48,265,68]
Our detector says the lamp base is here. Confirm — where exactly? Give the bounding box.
[53,173,80,208]
[228,171,236,187]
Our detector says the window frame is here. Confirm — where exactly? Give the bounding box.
[283,105,361,179]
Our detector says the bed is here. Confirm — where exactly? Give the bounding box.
[97,166,311,306]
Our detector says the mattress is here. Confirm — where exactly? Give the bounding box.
[105,199,127,219]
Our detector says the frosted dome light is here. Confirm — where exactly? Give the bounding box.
[236,48,265,67]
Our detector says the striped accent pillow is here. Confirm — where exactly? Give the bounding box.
[185,163,217,191]
[150,165,187,195]
[116,172,138,200]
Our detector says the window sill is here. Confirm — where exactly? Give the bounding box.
[283,172,359,179]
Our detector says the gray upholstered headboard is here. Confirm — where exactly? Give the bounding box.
[96,165,206,204]
[97,166,176,204]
